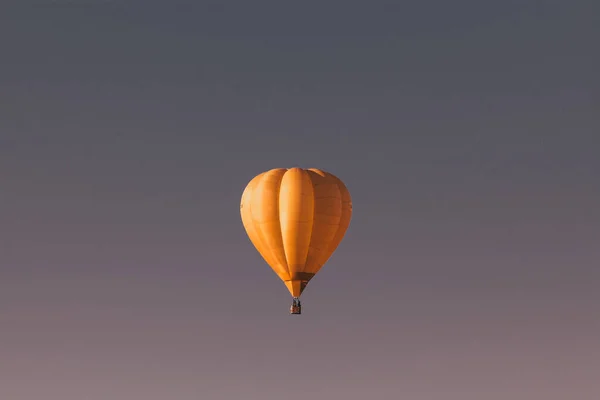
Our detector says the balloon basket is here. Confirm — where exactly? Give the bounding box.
[290,298,302,315]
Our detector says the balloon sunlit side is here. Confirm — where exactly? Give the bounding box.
[240,168,352,315]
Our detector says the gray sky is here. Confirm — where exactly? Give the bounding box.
[1,2,599,399]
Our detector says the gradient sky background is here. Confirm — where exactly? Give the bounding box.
[1,1,599,399]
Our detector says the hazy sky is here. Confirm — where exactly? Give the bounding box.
[1,2,599,399]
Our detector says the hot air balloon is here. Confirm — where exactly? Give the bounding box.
[240,168,352,314]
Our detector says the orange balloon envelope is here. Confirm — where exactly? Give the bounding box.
[240,168,352,314]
